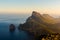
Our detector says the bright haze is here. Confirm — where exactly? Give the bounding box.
[0,0,60,17]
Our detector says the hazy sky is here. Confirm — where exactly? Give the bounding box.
[0,0,60,16]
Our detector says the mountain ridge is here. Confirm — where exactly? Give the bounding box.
[18,11,60,35]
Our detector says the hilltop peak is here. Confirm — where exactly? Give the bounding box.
[43,14,49,16]
[32,11,39,14]
[32,11,41,16]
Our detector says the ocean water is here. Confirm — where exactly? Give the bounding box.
[0,14,31,40]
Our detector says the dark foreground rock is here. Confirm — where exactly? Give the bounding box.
[9,24,16,32]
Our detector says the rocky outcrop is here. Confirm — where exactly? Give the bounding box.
[26,11,56,25]
[9,24,16,32]
[18,11,56,34]
[18,11,60,40]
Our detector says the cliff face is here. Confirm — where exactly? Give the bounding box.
[18,11,60,35]
[27,11,56,24]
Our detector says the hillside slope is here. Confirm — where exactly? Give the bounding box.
[18,11,60,34]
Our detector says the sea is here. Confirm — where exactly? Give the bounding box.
[0,13,32,40]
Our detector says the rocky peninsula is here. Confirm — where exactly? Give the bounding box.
[17,11,60,40]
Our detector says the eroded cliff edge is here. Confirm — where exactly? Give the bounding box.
[18,11,60,40]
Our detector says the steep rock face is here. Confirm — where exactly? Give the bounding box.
[26,11,44,24]
[18,11,57,34]
[27,11,56,24]
[18,11,60,36]
[18,11,60,40]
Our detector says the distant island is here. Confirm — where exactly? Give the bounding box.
[10,11,60,40]
[9,24,16,32]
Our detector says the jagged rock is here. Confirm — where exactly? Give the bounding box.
[18,11,55,34]
[18,11,60,40]
[9,24,16,32]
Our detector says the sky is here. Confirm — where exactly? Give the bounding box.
[0,0,60,16]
